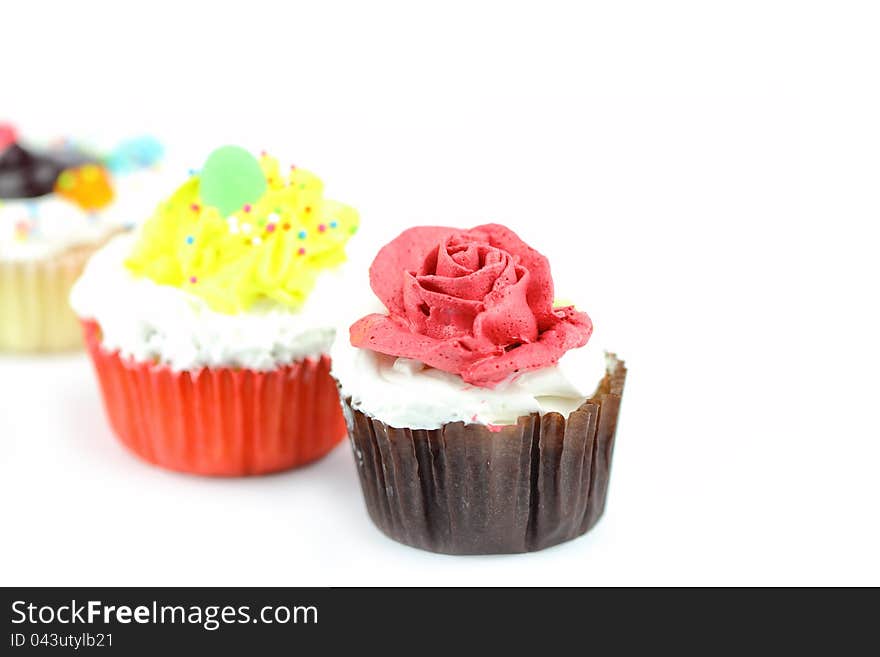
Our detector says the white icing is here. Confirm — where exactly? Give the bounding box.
[0,196,110,260]
[331,300,609,430]
[70,233,351,371]
[0,167,173,262]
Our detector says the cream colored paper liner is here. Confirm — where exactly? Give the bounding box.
[0,243,99,352]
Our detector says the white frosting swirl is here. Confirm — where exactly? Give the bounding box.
[0,168,173,262]
[0,196,111,261]
[70,233,349,371]
[331,303,609,430]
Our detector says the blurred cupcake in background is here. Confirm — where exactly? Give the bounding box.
[0,123,165,352]
[71,145,359,476]
[332,223,626,554]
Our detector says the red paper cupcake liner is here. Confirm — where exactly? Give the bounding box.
[82,320,346,476]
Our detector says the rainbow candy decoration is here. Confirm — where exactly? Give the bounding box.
[126,147,359,314]
[54,163,115,211]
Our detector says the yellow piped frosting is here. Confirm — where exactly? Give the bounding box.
[125,153,358,314]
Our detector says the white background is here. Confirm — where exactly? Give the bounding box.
[1,1,878,586]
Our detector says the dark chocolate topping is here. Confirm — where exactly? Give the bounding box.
[0,143,93,200]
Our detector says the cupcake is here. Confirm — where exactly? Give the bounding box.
[70,145,359,476]
[0,124,164,352]
[332,224,626,554]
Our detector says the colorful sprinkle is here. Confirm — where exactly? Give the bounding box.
[125,150,360,314]
[14,220,30,240]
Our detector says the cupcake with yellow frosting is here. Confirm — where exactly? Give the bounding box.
[71,146,359,476]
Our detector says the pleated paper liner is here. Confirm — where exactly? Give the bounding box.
[342,356,626,555]
[0,242,100,352]
[82,320,347,476]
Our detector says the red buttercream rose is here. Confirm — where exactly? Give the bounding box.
[350,224,593,387]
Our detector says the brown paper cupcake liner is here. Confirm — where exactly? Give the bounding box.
[341,356,626,555]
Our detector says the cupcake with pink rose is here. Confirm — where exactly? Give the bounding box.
[332,223,626,554]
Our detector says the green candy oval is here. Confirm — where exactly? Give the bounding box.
[198,145,267,216]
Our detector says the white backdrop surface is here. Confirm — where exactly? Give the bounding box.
[1,0,878,586]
